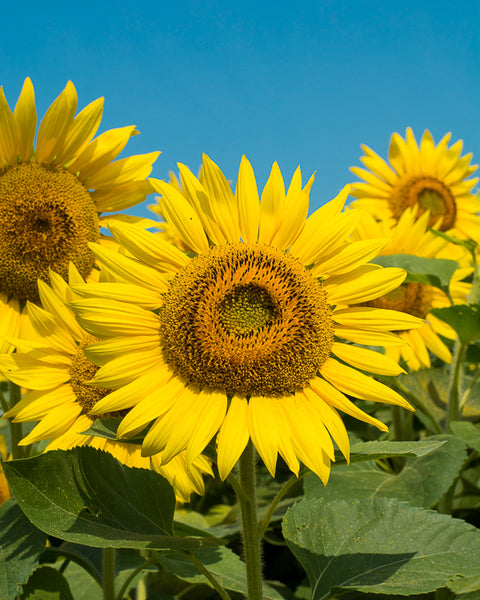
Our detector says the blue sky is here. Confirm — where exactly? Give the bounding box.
[1,1,478,217]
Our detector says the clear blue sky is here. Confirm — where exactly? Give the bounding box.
[1,1,478,217]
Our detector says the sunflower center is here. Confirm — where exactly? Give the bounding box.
[160,243,334,397]
[389,174,456,231]
[367,282,433,320]
[0,163,100,303]
[219,284,277,336]
[69,340,112,417]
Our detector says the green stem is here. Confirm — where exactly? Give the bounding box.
[115,559,153,600]
[237,441,264,600]
[391,405,404,441]
[258,475,300,539]
[102,548,116,600]
[388,380,443,435]
[435,587,454,600]
[438,480,456,515]
[445,341,467,432]
[181,551,232,600]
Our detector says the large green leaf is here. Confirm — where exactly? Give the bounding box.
[372,254,458,294]
[0,499,47,600]
[20,567,74,600]
[430,304,480,345]
[4,447,224,550]
[156,546,284,600]
[283,497,480,599]
[61,562,102,600]
[343,439,446,463]
[307,435,467,509]
[451,421,480,453]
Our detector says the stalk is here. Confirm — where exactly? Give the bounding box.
[237,441,264,600]
[102,547,116,600]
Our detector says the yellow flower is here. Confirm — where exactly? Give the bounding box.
[350,128,479,239]
[0,267,210,503]
[353,207,471,370]
[0,78,160,349]
[71,155,423,484]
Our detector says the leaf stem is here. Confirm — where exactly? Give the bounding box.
[390,380,443,434]
[445,341,467,432]
[115,558,153,600]
[181,551,232,600]
[237,440,264,600]
[102,547,116,600]
[258,475,300,539]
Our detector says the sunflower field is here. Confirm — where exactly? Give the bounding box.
[0,79,479,600]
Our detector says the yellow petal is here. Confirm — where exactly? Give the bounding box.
[36,81,77,163]
[320,358,413,410]
[90,365,171,413]
[313,238,390,278]
[19,403,82,446]
[325,267,406,305]
[70,125,138,178]
[185,388,227,466]
[93,180,154,212]
[258,162,286,245]
[236,155,260,244]
[57,96,104,164]
[116,374,183,437]
[71,297,161,338]
[89,242,168,292]
[216,395,250,480]
[202,153,240,242]
[90,350,163,388]
[13,77,36,162]
[333,306,424,331]
[309,377,389,432]
[152,179,210,254]
[332,342,405,376]
[108,220,190,272]
[273,169,313,250]
[86,151,160,189]
[0,86,19,164]
[247,396,282,477]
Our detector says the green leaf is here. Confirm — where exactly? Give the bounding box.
[450,421,480,453]
[4,447,224,550]
[344,439,446,463]
[282,497,480,599]
[430,304,480,345]
[307,435,467,509]
[371,254,458,294]
[157,546,284,600]
[0,499,47,600]
[390,368,447,433]
[449,572,480,596]
[61,562,102,600]
[20,566,74,600]
[79,418,146,444]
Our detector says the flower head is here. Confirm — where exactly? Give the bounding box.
[71,155,423,484]
[353,207,471,370]
[0,268,210,502]
[350,128,479,239]
[0,78,159,344]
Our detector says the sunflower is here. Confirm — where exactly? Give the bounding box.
[70,155,423,485]
[0,267,211,502]
[353,207,472,371]
[0,77,159,336]
[350,128,479,239]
